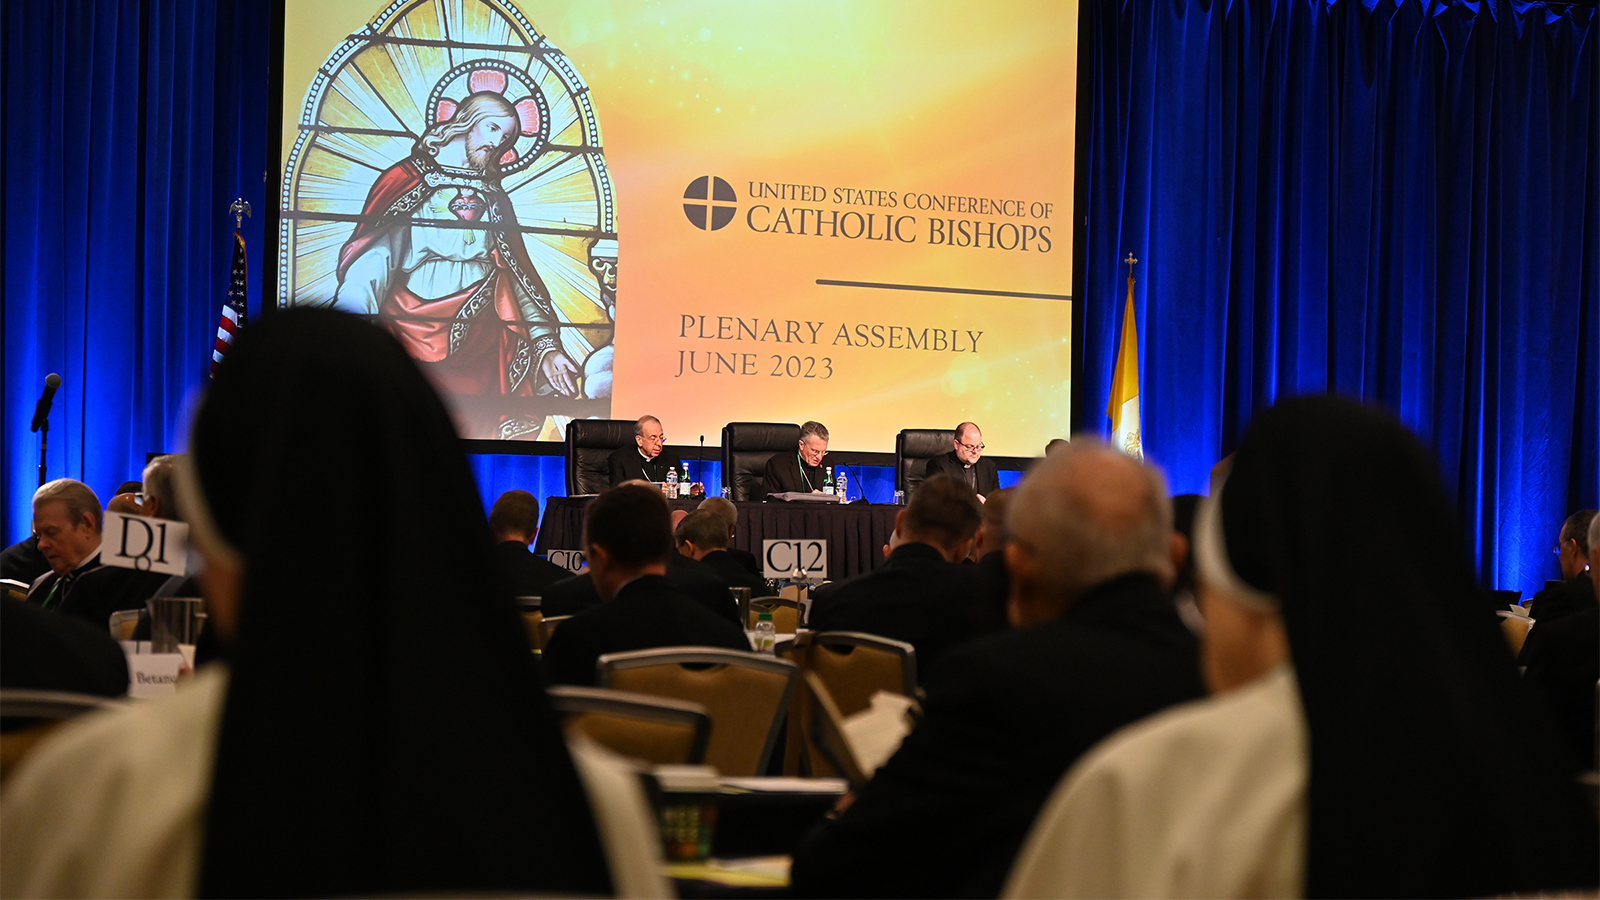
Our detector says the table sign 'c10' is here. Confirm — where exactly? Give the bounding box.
[548,549,587,573]
[762,539,827,581]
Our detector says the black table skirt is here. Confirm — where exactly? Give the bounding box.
[533,496,899,580]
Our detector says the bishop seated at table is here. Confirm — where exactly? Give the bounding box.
[606,415,682,486]
[762,420,830,496]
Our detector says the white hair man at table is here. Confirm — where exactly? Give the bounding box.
[790,439,1203,899]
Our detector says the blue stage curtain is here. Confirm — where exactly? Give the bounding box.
[2,0,269,540]
[1078,0,1598,595]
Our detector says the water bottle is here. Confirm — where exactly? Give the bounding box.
[678,466,691,497]
[837,469,849,502]
[664,467,678,498]
[721,485,732,499]
[823,466,836,496]
[753,610,776,653]
[894,489,906,505]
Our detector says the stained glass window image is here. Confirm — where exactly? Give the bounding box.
[280,0,617,440]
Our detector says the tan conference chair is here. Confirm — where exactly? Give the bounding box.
[597,647,799,776]
[781,630,917,776]
[1498,611,1533,657]
[108,609,140,642]
[748,596,802,634]
[548,686,712,766]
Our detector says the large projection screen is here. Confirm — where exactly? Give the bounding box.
[277,0,1077,456]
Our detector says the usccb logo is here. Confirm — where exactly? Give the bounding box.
[683,176,736,230]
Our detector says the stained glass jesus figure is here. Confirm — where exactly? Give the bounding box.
[331,88,579,414]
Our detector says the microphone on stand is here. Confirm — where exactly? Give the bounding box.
[836,461,869,504]
[33,373,61,487]
[31,373,61,433]
[698,435,706,495]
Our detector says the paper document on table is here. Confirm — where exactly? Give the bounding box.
[841,691,917,775]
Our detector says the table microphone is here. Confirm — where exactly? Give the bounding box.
[31,373,61,433]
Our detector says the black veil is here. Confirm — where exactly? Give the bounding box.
[1219,396,1596,898]
[189,309,611,897]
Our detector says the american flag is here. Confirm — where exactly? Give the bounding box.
[212,230,248,377]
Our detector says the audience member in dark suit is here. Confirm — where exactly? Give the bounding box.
[24,479,107,611]
[1,536,49,586]
[972,486,1015,631]
[676,511,767,594]
[1525,509,1596,625]
[791,440,1204,899]
[605,415,682,486]
[761,421,829,496]
[43,458,194,629]
[1521,513,1600,767]
[54,566,172,629]
[488,489,570,598]
[808,475,995,683]
[1,597,130,697]
[923,421,1001,499]
[543,484,748,687]
[697,496,762,575]
[541,549,739,625]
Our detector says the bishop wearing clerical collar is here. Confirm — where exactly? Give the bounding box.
[606,415,682,486]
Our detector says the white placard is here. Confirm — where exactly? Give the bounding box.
[547,549,587,573]
[101,512,188,576]
[126,653,183,698]
[762,539,828,580]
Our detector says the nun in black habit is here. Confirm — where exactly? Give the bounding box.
[1006,396,1598,898]
[0,309,667,898]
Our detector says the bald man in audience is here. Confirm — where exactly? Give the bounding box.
[791,440,1204,899]
[697,495,761,575]
[489,490,569,598]
[807,475,994,682]
[675,511,765,594]
[542,485,747,686]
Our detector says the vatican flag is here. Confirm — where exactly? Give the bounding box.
[1106,264,1143,458]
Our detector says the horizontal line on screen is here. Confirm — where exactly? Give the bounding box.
[815,279,1070,301]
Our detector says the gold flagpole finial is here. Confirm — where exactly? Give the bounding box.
[1124,252,1138,279]
[229,198,252,232]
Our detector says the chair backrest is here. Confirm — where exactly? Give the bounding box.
[1498,611,1534,656]
[522,610,545,650]
[108,609,140,641]
[1,579,29,604]
[597,647,799,776]
[749,596,801,634]
[721,422,799,502]
[802,671,870,791]
[803,631,917,717]
[548,686,713,765]
[1,690,119,785]
[566,418,639,495]
[539,615,572,649]
[896,429,956,496]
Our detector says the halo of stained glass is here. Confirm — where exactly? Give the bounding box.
[278,0,617,377]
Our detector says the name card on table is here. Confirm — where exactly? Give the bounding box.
[547,549,587,573]
[762,539,827,580]
[126,653,183,698]
[102,512,188,576]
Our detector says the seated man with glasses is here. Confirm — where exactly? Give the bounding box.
[925,421,1000,500]
[607,415,683,487]
[762,420,831,497]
